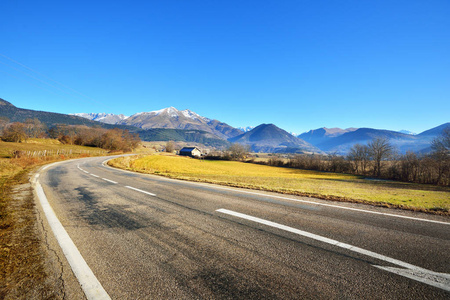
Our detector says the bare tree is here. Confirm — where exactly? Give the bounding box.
[122,130,140,151]
[347,144,370,174]
[165,141,175,153]
[49,124,140,152]
[227,143,250,161]
[368,137,393,177]
[399,151,420,182]
[431,128,450,185]
[327,152,351,173]
[2,122,27,143]
[432,128,450,155]
[49,124,79,144]
[24,118,45,138]
[0,117,9,137]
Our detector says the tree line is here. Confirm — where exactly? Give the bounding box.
[0,118,140,152]
[224,131,450,186]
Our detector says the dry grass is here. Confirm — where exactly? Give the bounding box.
[0,138,107,158]
[109,154,450,214]
[0,139,111,298]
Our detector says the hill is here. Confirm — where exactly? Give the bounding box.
[0,98,131,129]
[417,122,450,137]
[74,107,243,139]
[228,124,322,153]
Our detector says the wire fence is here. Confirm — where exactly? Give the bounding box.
[11,149,107,158]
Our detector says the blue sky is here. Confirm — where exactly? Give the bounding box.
[1,0,449,134]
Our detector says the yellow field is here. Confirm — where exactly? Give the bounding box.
[109,154,450,214]
[0,138,108,158]
[0,138,113,191]
[0,139,106,180]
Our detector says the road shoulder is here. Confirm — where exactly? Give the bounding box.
[0,169,85,299]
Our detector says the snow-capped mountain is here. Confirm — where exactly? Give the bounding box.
[238,126,255,132]
[73,107,243,139]
[398,130,416,135]
[131,107,210,123]
[71,113,128,125]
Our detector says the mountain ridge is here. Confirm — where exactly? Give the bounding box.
[417,122,450,137]
[229,124,322,154]
[74,107,243,139]
[71,112,128,124]
[299,127,358,146]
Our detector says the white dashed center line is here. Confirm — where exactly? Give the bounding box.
[102,178,117,184]
[125,186,156,196]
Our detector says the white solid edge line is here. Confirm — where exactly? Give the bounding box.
[374,266,450,292]
[102,178,117,184]
[216,208,450,292]
[125,185,156,196]
[34,175,111,300]
[102,159,449,226]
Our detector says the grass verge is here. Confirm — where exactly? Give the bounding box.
[109,154,450,215]
[0,139,111,299]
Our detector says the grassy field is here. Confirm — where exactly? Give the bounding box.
[109,154,450,214]
[0,138,106,177]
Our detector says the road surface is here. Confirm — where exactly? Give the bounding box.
[35,156,450,299]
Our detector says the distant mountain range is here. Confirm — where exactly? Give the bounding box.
[73,107,243,140]
[66,106,450,154]
[1,98,448,154]
[298,125,449,154]
[74,109,320,153]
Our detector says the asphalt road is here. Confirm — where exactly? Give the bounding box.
[36,156,450,299]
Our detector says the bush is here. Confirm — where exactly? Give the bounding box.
[2,123,27,143]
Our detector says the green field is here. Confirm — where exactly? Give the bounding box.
[109,154,450,214]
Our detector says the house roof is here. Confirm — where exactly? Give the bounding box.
[180,147,198,150]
